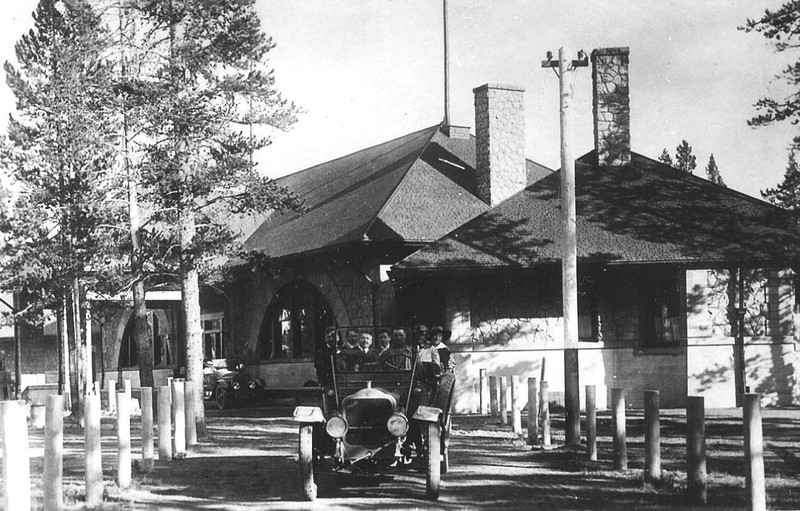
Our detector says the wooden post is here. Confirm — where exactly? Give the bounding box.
[489,376,499,419]
[184,380,197,447]
[44,394,64,511]
[527,377,540,445]
[511,376,522,435]
[172,380,186,454]
[84,393,103,508]
[140,387,154,473]
[541,381,551,447]
[124,378,132,397]
[586,385,597,461]
[117,391,132,488]
[499,376,508,425]
[108,379,116,413]
[479,369,489,415]
[744,393,766,511]
[1,400,31,510]
[687,396,707,505]
[644,390,661,482]
[157,386,172,461]
[612,387,627,470]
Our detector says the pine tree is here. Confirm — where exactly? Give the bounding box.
[762,151,800,209]
[0,0,122,415]
[125,0,304,435]
[742,3,800,150]
[658,148,674,167]
[705,154,725,186]
[675,140,697,173]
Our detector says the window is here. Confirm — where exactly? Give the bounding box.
[640,277,682,347]
[578,273,600,342]
[258,280,335,361]
[119,319,137,368]
[201,314,224,359]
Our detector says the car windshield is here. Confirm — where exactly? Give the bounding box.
[332,327,416,373]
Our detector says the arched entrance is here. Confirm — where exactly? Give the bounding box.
[257,280,336,360]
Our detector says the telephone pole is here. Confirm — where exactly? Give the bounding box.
[542,47,587,445]
[443,0,450,126]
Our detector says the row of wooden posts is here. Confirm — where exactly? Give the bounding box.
[1,380,198,511]
[481,371,767,511]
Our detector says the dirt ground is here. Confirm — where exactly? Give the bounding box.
[14,403,800,510]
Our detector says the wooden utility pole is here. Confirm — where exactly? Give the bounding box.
[542,47,587,445]
[443,0,450,126]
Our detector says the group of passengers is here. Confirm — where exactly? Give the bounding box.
[314,325,454,380]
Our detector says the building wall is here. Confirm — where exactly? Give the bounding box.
[443,267,798,413]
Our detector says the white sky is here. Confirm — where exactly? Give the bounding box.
[0,1,797,199]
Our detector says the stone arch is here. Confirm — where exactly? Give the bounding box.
[256,279,336,360]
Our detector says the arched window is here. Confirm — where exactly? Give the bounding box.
[258,280,335,360]
[119,317,137,368]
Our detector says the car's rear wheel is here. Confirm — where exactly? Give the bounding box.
[299,425,317,501]
[441,415,451,474]
[425,421,441,500]
[215,386,231,410]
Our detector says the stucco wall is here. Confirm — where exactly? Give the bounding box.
[444,267,798,413]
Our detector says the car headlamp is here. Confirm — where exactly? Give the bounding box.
[325,387,336,397]
[232,382,240,390]
[387,412,409,437]
[248,381,256,389]
[325,415,348,438]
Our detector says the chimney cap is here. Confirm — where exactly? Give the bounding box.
[473,83,525,94]
[591,47,630,58]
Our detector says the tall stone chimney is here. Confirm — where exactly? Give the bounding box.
[591,47,631,167]
[473,84,526,206]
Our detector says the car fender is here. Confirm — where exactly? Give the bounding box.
[412,405,442,423]
[293,406,325,423]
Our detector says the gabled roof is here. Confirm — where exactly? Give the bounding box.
[393,152,800,273]
[243,124,553,259]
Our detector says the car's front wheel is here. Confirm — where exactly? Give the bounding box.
[215,386,232,410]
[425,421,441,500]
[299,425,317,501]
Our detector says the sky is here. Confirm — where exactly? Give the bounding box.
[0,1,797,200]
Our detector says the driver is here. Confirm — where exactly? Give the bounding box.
[378,327,412,370]
[314,327,346,385]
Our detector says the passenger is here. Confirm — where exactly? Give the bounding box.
[431,326,455,372]
[379,327,412,370]
[341,328,363,370]
[314,327,345,385]
[359,332,379,367]
[414,324,441,368]
[376,330,391,356]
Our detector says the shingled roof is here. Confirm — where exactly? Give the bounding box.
[242,124,552,259]
[393,152,800,273]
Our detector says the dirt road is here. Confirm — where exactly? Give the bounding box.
[21,406,800,510]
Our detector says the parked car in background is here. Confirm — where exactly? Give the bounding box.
[293,327,455,501]
[203,358,266,410]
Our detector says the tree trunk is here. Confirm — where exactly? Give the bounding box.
[120,1,154,390]
[66,285,81,423]
[60,299,71,410]
[180,208,205,436]
[133,280,153,387]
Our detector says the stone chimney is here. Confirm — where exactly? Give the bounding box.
[591,47,631,166]
[473,84,526,206]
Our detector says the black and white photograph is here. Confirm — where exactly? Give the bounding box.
[0,0,799,509]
